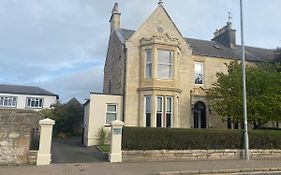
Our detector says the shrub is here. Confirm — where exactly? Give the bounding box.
[122,127,281,150]
[249,130,281,149]
[95,127,110,146]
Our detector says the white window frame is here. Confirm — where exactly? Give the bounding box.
[156,96,164,127]
[194,62,204,85]
[144,95,151,127]
[0,96,17,108]
[166,96,173,128]
[26,97,43,109]
[157,49,173,80]
[105,104,117,125]
[145,49,152,78]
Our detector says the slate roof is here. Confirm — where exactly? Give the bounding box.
[0,84,59,98]
[119,29,274,62]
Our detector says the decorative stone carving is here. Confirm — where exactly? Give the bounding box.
[140,31,181,49]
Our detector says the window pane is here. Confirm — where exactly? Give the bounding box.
[107,105,116,112]
[4,98,7,106]
[0,97,3,105]
[12,98,16,106]
[106,113,116,124]
[158,65,172,79]
[166,114,171,128]
[146,50,152,63]
[158,50,170,63]
[146,63,152,78]
[195,62,203,73]
[195,73,203,84]
[167,97,172,112]
[157,50,173,79]
[157,97,162,112]
[145,96,151,112]
[146,114,151,127]
[157,113,162,127]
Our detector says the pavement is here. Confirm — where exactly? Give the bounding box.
[1,137,281,175]
[0,159,281,175]
[51,137,107,164]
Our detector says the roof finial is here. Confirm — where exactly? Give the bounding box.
[112,2,119,14]
[158,0,163,6]
[228,12,233,23]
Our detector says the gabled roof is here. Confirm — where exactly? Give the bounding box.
[66,97,81,106]
[119,29,274,62]
[0,84,59,98]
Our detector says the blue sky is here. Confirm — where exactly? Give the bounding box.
[0,0,280,103]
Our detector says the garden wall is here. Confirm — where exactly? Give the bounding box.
[0,109,41,165]
[123,149,281,161]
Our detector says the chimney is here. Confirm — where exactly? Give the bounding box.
[109,3,121,33]
[211,22,236,48]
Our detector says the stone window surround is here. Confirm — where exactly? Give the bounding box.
[143,46,177,81]
[140,34,180,82]
[142,92,177,128]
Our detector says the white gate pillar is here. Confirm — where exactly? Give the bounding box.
[109,120,124,162]
[36,118,55,166]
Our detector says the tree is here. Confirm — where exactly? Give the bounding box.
[273,47,281,72]
[208,61,281,128]
[40,99,84,136]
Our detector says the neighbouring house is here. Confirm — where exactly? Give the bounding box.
[83,2,275,146]
[0,84,59,111]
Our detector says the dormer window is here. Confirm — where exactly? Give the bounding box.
[157,49,173,79]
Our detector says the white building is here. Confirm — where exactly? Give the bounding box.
[83,93,123,146]
[0,84,59,111]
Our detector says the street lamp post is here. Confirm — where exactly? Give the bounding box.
[240,0,250,160]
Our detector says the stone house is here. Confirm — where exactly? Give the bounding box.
[0,84,58,111]
[83,2,274,146]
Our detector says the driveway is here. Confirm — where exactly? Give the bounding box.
[51,137,107,164]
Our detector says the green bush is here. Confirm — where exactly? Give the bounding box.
[249,130,281,149]
[122,127,281,150]
[95,127,110,146]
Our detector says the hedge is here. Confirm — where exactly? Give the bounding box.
[122,127,281,150]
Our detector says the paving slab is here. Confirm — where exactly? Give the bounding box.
[0,159,281,175]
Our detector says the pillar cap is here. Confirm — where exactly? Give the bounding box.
[39,118,55,125]
[111,120,124,127]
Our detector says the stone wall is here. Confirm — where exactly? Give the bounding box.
[0,109,41,165]
[123,149,281,161]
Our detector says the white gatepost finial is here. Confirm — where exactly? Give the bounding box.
[158,0,163,6]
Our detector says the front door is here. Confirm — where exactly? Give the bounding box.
[193,101,206,128]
